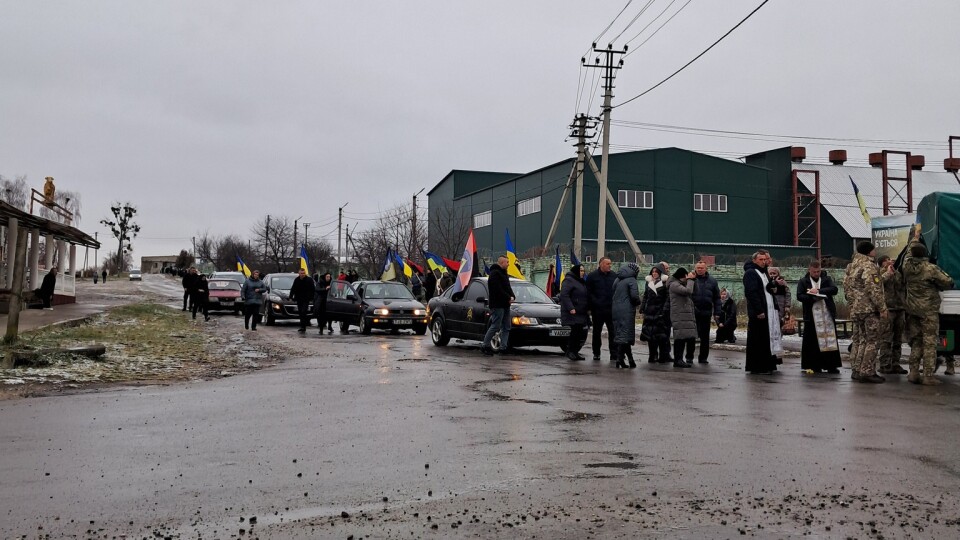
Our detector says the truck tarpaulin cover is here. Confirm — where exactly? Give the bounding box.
[918,192,960,290]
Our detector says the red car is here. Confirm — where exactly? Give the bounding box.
[206,280,242,314]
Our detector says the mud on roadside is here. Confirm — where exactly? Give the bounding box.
[0,302,296,400]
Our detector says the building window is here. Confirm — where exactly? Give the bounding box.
[517,196,541,217]
[617,190,653,209]
[473,210,491,229]
[694,193,728,213]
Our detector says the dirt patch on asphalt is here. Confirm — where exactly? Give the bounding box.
[0,302,295,400]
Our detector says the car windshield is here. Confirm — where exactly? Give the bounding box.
[360,283,414,300]
[209,281,241,291]
[212,273,245,284]
[271,276,295,290]
[512,282,553,304]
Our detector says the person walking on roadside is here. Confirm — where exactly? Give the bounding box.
[640,265,672,363]
[796,261,841,373]
[877,256,908,375]
[743,251,782,374]
[845,241,888,383]
[902,241,954,385]
[101,269,107,283]
[314,272,333,334]
[481,256,515,356]
[585,257,617,362]
[715,288,738,343]
[289,268,316,333]
[691,261,721,364]
[668,267,697,368]
[241,270,267,331]
[38,266,58,310]
[611,262,642,369]
[191,274,210,321]
[181,267,198,311]
[559,264,589,361]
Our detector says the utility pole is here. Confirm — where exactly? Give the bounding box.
[264,215,270,262]
[583,43,626,259]
[192,236,196,257]
[411,188,424,261]
[544,114,596,253]
[337,203,348,273]
[293,216,302,266]
[303,222,310,247]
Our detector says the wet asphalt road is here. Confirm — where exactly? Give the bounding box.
[2,312,960,539]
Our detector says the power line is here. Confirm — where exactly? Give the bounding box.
[609,0,657,44]
[623,0,694,57]
[615,0,771,108]
[588,0,635,54]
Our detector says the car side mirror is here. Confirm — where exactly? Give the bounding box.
[346,294,357,302]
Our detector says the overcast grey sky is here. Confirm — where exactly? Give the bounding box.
[2,0,957,264]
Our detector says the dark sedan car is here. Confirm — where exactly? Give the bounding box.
[426,277,583,351]
[326,280,428,335]
[261,273,312,325]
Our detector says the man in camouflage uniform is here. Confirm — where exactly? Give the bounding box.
[902,242,954,385]
[844,241,887,383]
[877,255,908,374]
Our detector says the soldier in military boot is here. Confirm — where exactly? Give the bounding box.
[846,241,888,383]
[843,260,864,379]
[877,256,908,374]
[902,242,954,385]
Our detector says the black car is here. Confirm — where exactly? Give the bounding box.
[426,277,583,351]
[326,280,428,335]
[261,273,312,325]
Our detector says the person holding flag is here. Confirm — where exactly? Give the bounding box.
[289,266,316,333]
[236,255,252,277]
[482,256,515,356]
[380,248,397,281]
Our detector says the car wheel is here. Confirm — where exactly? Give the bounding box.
[559,343,569,353]
[265,307,275,326]
[413,324,427,336]
[359,316,371,335]
[430,317,450,346]
[234,308,241,316]
[490,330,502,351]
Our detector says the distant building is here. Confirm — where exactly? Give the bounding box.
[140,255,178,274]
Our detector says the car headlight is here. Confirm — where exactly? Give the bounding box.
[413,308,425,316]
[511,316,538,325]
[374,308,390,316]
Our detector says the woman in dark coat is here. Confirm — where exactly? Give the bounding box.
[743,253,783,374]
[715,288,738,343]
[314,272,333,334]
[640,265,672,363]
[559,264,590,361]
[191,274,210,321]
[796,262,842,373]
[611,262,642,369]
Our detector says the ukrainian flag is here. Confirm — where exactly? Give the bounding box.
[553,245,565,293]
[380,248,397,281]
[393,250,413,278]
[299,246,309,273]
[236,256,251,277]
[422,250,448,274]
[850,176,870,224]
[505,228,525,279]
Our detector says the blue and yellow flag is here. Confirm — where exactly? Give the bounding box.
[299,246,309,273]
[850,176,870,224]
[570,247,581,267]
[393,250,413,278]
[553,245,565,293]
[236,255,251,277]
[422,250,448,274]
[380,248,397,281]
[505,228,525,279]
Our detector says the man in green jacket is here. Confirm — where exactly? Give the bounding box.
[902,242,955,385]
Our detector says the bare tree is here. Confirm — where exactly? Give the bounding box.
[350,204,428,279]
[175,249,195,269]
[100,202,140,272]
[213,234,259,273]
[428,202,469,259]
[194,229,216,263]
[250,215,294,273]
[102,251,132,275]
[303,238,336,275]
[0,175,29,210]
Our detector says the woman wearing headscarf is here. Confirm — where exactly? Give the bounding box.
[715,288,738,343]
[559,264,589,361]
[611,262,642,369]
[668,267,697,368]
[640,264,672,363]
[314,272,333,335]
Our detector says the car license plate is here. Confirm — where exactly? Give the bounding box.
[549,329,570,337]
[394,319,413,325]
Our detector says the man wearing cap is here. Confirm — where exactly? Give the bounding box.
[844,241,887,383]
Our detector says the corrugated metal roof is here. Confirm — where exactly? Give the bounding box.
[793,164,960,238]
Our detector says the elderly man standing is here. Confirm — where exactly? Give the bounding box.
[692,261,721,364]
[585,257,617,362]
[844,241,887,383]
[902,241,954,385]
[743,251,782,374]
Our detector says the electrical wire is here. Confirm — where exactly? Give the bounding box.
[615,0,771,109]
[588,0,634,54]
[623,0,694,57]
[610,0,658,44]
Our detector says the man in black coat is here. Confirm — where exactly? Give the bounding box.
[181,267,198,311]
[422,270,437,302]
[559,264,590,361]
[692,261,722,364]
[585,257,617,361]
[38,266,58,309]
[289,268,316,333]
[481,256,515,355]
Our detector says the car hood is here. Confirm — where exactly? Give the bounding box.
[363,299,425,310]
[509,302,562,322]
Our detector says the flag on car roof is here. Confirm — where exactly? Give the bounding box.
[236,255,251,278]
[299,245,309,273]
[505,229,525,279]
[451,229,476,296]
[380,248,397,281]
[850,176,871,224]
